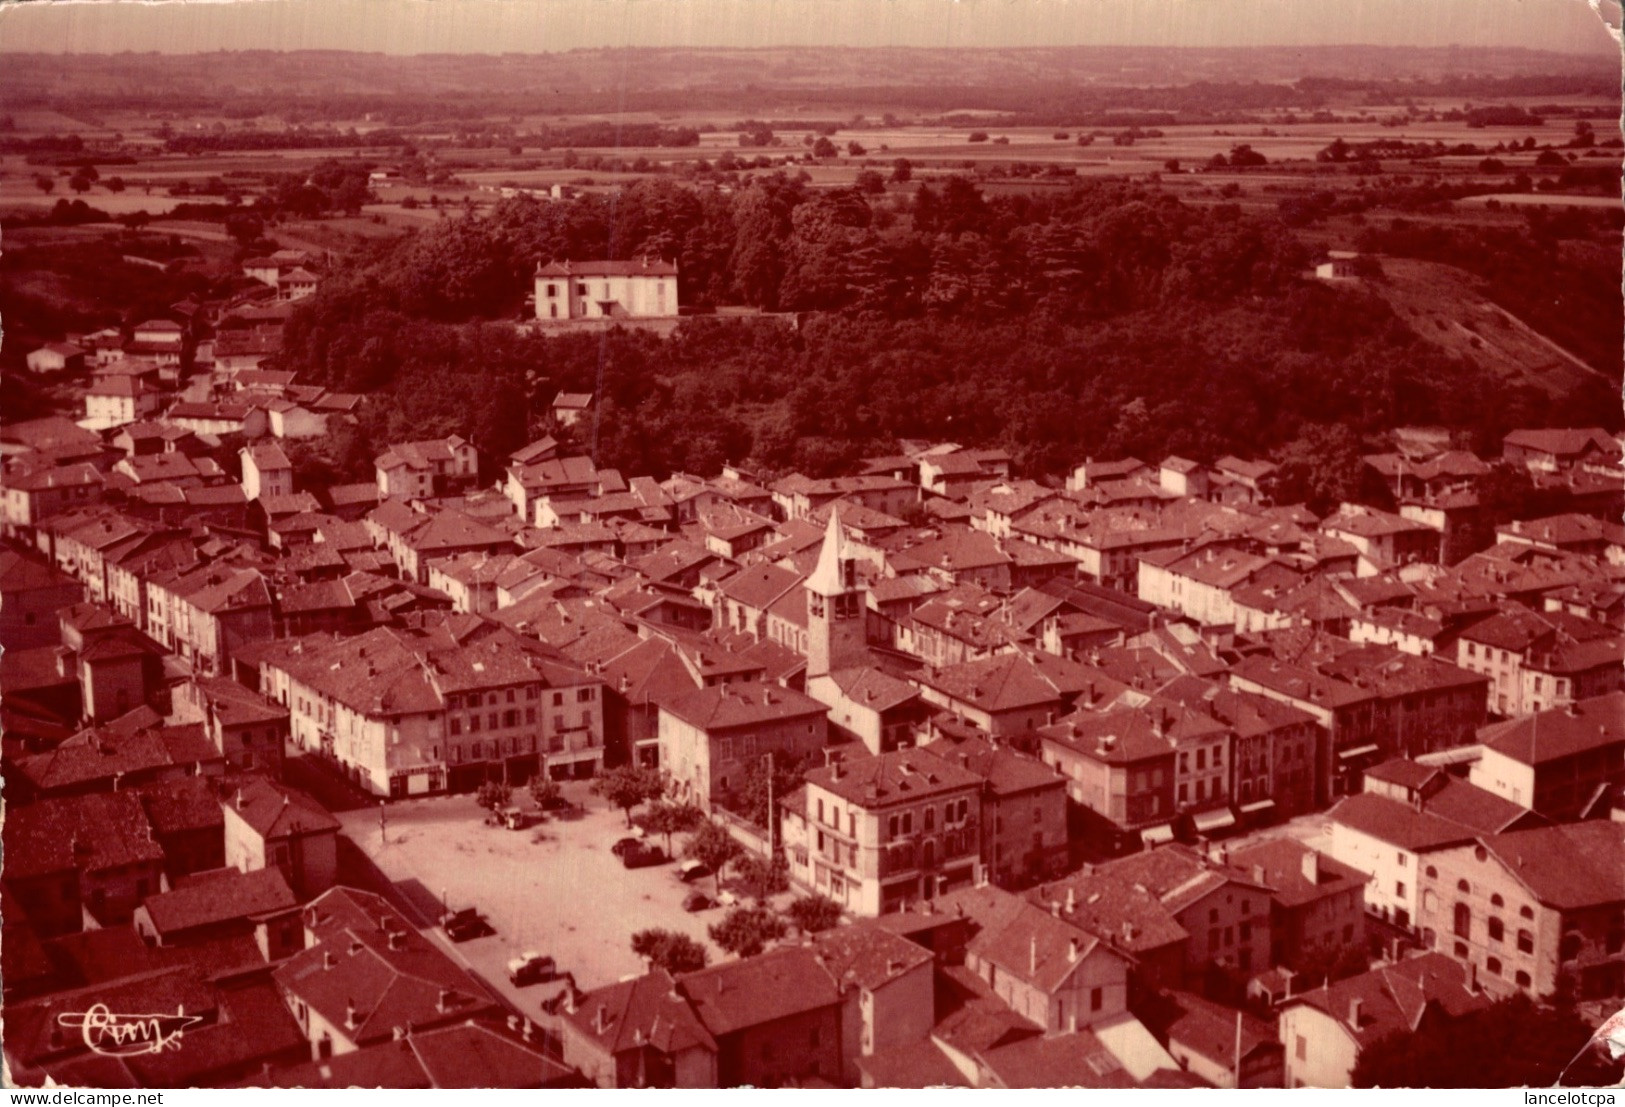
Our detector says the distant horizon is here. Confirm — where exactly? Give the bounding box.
[0,42,1619,57]
[0,0,1617,57]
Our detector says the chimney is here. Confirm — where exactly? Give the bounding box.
[1068,938,1081,964]
[831,759,843,781]
[593,1004,608,1035]
[1051,900,1061,918]
[1301,850,1320,884]
[345,999,359,1031]
[323,949,337,970]
[349,938,364,956]
[1065,887,1077,914]
[1030,935,1038,975]
[1122,921,1136,942]
[564,989,578,1015]
[522,1020,533,1043]
[437,988,453,1013]
[388,929,405,951]
[392,1026,406,1042]
[507,1015,520,1033]
[235,788,245,811]
[1347,997,1362,1028]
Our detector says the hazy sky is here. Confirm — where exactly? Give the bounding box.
[0,0,1618,55]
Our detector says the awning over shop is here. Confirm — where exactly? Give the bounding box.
[1338,743,1382,761]
[1239,799,1277,814]
[1193,808,1237,833]
[1140,824,1176,846]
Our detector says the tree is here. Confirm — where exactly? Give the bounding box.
[225,213,265,248]
[591,765,665,827]
[811,136,837,159]
[846,141,866,157]
[968,131,989,143]
[631,928,709,975]
[1268,423,1367,515]
[1351,993,1619,1088]
[890,158,912,183]
[528,773,561,810]
[855,170,886,195]
[643,800,703,853]
[708,905,788,958]
[685,820,745,895]
[730,751,809,837]
[35,175,54,194]
[106,176,126,193]
[734,854,789,904]
[1290,941,1371,988]
[475,781,512,811]
[786,894,842,933]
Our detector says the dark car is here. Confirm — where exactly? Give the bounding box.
[610,837,643,858]
[507,951,557,986]
[676,859,711,883]
[620,843,668,869]
[682,890,714,913]
[440,907,486,943]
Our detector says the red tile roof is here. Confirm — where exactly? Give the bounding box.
[662,680,826,732]
[142,867,297,935]
[678,945,840,1037]
[1477,692,1625,766]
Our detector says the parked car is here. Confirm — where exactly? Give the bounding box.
[676,859,711,883]
[507,951,557,986]
[620,843,668,869]
[682,890,714,913]
[440,906,486,942]
[610,837,642,858]
[501,806,540,830]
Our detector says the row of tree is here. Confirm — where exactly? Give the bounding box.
[276,173,1619,489]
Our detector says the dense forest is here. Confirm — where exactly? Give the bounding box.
[277,175,1621,489]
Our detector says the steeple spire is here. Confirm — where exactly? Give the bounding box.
[807,509,852,597]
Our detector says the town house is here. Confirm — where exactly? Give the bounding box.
[222,779,340,900]
[1228,839,1366,971]
[660,680,828,812]
[924,732,1070,888]
[792,747,983,916]
[1278,953,1494,1088]
[1413,821,1625,1001]
[1037,705,1177,853]
[1469,693,1625,820]
[273,887,499,1060]
[250,624,606,797]
[374,436,479,501]
[534,258,679,321]
[1092,845,1274,980]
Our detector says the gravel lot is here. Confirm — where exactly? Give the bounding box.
[336,789,733,1001]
